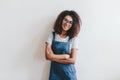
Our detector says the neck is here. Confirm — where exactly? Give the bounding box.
[60,31,67,38]
[61,30,66,35]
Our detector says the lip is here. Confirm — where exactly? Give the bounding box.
[63,25,69,30]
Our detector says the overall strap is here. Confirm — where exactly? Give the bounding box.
[68,37,72,43]
[52,32,55,42]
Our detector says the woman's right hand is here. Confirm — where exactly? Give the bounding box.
[63,54,70,59]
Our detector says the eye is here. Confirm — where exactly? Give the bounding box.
[63,18,68,22]
[69,21,73,24]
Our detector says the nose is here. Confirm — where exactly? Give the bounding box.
[64,22,70,26]
[63,23,67,26]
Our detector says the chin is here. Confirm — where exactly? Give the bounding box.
[63,28,69,31]
[62,26,70,31]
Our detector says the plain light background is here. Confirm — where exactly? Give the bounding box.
[0,0,120,80]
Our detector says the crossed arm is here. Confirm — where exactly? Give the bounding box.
[45,42,77,64]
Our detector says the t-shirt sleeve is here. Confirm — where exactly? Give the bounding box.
[71,37,78,49]
[45,32,53,45]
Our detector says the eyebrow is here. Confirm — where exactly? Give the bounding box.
[64,18,73,22]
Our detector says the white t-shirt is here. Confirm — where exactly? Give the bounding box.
[46,32,78,49]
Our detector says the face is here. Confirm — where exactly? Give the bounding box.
[62,15,73,31]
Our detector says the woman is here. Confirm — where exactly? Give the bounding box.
[45,10,81,80]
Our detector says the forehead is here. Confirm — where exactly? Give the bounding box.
[64,15,73,21]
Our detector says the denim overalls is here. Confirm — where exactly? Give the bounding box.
[49,32,77,80]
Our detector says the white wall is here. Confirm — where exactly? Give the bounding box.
[0,0,120,80]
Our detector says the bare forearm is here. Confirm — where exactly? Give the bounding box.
[52,58,75,64]
[46,53,70,60]
[53,54,70,59]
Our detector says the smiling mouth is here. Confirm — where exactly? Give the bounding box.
[63,26,69,30]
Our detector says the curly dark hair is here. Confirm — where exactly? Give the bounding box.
[53,10,82,38]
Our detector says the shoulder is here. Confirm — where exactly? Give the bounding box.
[70,37,78,49]
[45,32,54,44]
[48,31,56,38]
[71,37,78,43]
